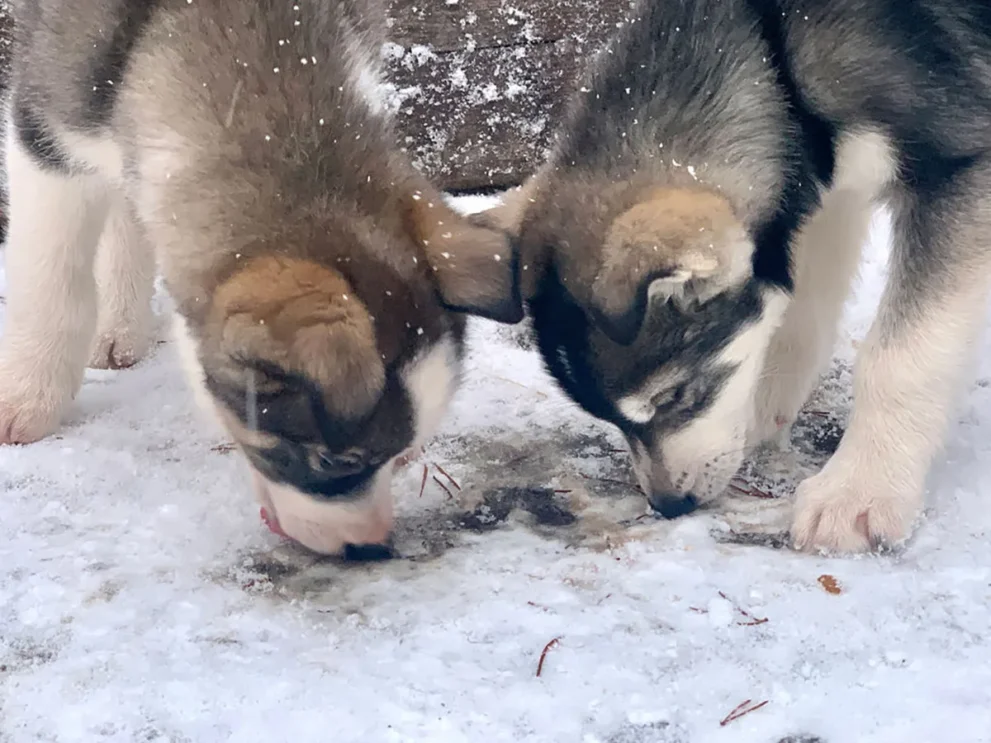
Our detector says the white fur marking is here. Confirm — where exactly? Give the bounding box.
[830,129,897,195]
[0,120,109,442]
[792,274,988,553]
[171,312,227,433]
[57,129,126,182]
[656,288,789,499]
[258,468,395,555]
[343,28,388,116]
[88,190,156,369]
[403,335,460,450]
[617,395,656,425]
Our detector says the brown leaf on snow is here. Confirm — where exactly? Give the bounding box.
[817,574,842,595]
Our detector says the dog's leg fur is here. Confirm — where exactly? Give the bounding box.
[792,161,991,553]
[753,133,892,447]
[0,120,108,443]
[88,192,155,370]
[752,190,872,446]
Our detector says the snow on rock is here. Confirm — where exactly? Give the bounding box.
[383,1,632,190]
[0,199,990,742]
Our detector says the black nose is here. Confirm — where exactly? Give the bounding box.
[648,492,700,519]
[343,542,395,562]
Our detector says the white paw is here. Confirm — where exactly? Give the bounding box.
[394,446,424,469]
[0,372,67,444]
[750,394,797,449]
[0,399,61,444]
[88,318,152,370]
[752,326,827,449]
[790,464,922,554]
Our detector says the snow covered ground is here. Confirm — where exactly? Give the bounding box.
[1,195,990,743]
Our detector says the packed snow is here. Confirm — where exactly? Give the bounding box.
[1,196,990,743]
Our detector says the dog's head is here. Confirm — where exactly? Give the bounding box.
[504,176,789,517]
[174,194,522,555]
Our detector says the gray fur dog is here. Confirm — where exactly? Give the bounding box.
[483,0,991,554]
[0,0,523,555]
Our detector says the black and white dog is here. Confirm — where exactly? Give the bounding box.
[485,0,991,554]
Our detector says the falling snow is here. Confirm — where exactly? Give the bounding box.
[0,1,990,740]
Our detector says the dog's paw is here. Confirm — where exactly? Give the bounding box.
[791,465,921,554]
[750,378,800,449]
[394,446,424,469]
[0,390,63,444]
[752,333,826,450]
[88,320,152,370]
[750,410,795,450]
[751,374,805,450]
[0,352,75,444]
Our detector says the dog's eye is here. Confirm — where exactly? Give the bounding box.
[313,448,368,476]
[651,385,683,411]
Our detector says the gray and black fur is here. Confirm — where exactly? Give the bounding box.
[494,0,991,551]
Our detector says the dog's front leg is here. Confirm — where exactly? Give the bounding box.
[88,191,155,370]
[752,188,873,448]
[0,110,108,443]
[791,179,991,553]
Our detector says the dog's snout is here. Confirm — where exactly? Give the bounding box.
[648,491,700,519]
[343,541,395,562]
[250,467,395,556]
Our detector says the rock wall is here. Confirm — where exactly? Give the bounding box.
[385,0,630,191]
[0,1,631,192]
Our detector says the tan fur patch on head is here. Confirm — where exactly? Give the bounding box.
[603,186,744,279]
[597,187,749,316]
[210,256,384,419]
[577,186,753,344]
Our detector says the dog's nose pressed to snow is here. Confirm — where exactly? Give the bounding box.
[648,492,700,520]
[0,0,523,555]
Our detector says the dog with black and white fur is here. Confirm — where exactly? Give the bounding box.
[482,0,991,554]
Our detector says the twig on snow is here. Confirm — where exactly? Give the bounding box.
[527,601,552,612]
[417,464,429,498]
[432,475,455,500]
[718,591,769,626]
[536,637,562,677]
[729,478,775,499]
[434,463,461,491]
[719,699,769,726]
[579,473,644,493]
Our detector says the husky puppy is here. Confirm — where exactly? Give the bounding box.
[0,0,522,555]
[485,0,991,553]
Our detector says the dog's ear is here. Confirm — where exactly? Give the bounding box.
[404,191,524,325]
[471,176,541,236]
[590,187,752,345]
[469,176,548,301]
[208,256,385,420]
